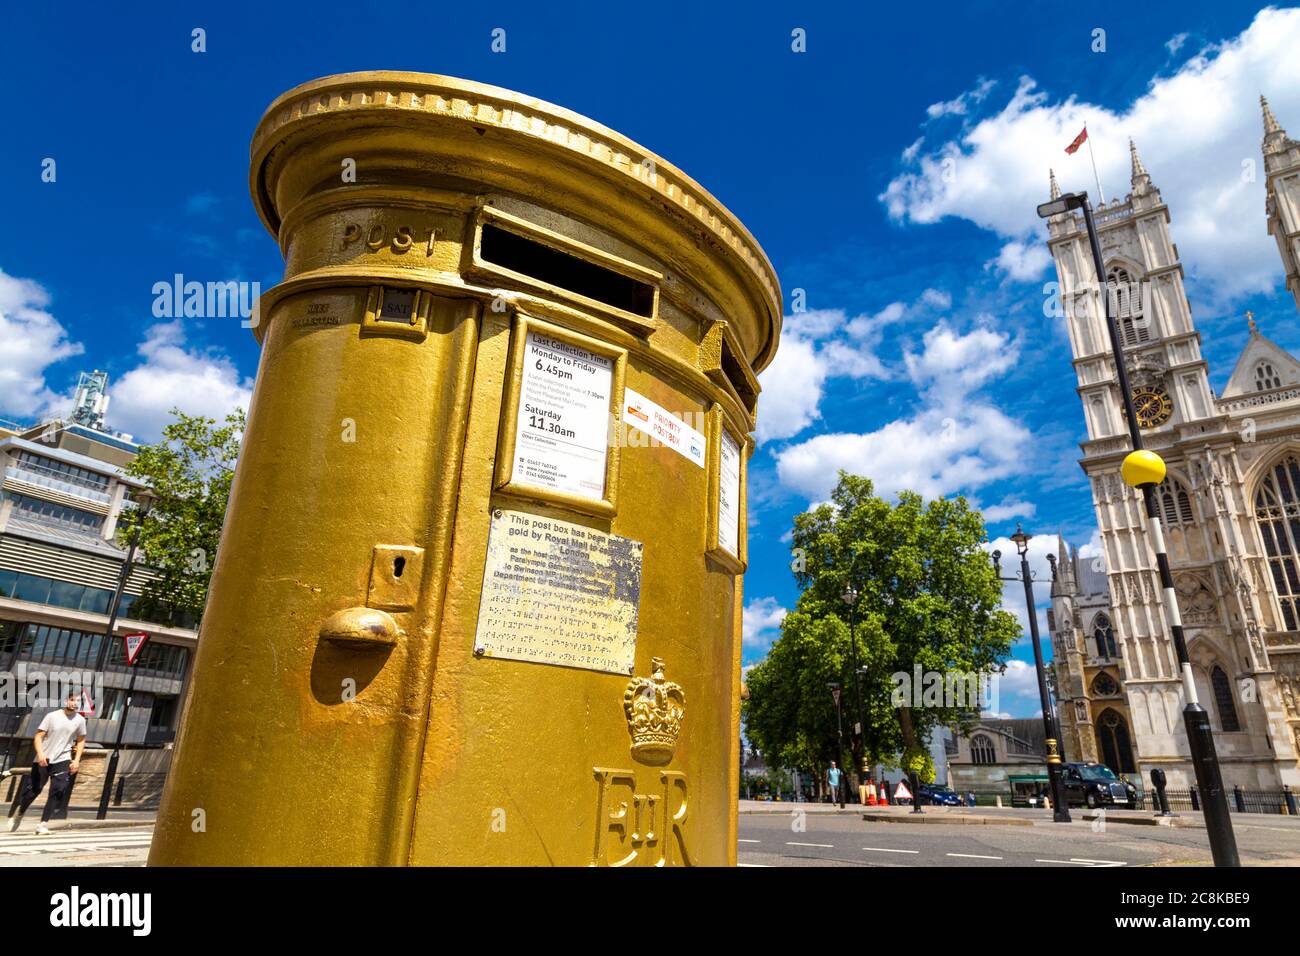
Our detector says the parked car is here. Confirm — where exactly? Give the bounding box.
[1060,762,1137,809]
[917,783,962,806]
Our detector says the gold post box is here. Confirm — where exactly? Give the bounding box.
[148,72,780,866]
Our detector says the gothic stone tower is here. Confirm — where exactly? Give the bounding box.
[1048,538,1134,772]
[1044,103,1300,790]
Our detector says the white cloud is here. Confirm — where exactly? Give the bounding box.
[0,270,83,420]
[926,77,997,119]
[776,322,1029,502]
[1077,528,1105,564]
[919,288,952,310]
[756,333,828,443]
[980,498,1037,523]
[880,8,1300,307]
[743,597,788,651]
[1165,32,1189,57]
[904,321,1019,407]
[757,291,952,445]
[776,404,1031,502]
[783,307,846,340]
[988,239,1052,281]
[108,321,253,441]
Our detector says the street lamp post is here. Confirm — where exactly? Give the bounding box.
[841,585,869,793]
[827,682,846,808]
[992,528,1071,823]
[82,488,155,819]
[1037,191,1238,866]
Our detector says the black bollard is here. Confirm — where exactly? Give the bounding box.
[1150,767,1173,816]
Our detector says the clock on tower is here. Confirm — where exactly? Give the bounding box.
[1132,385,1174,429]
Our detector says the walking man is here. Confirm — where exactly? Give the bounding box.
[6,692,87,835]
[826,761,843,806]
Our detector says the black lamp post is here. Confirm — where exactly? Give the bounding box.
[827,682,845,808]
[992,525,1071,823]
[841,585,869,793]
[86,487,155,819]
[1037,190,1238,865]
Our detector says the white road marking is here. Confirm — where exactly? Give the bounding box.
[737,863,770,867]
[1070,857,1128,866]
[1034,857,1126,866]
[786,841,834,848]
[863,846,919,854]
[0,826,154,856]
[946,852,1002,860]
[738,839,762,844]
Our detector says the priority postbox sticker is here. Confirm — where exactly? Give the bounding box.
[623,388,706,469]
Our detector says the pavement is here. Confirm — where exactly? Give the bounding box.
[738,800,1300,867]
[0,824,153,866]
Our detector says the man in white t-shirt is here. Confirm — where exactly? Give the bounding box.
[6,693,87,835]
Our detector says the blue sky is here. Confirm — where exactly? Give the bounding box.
[3,2,1300,717]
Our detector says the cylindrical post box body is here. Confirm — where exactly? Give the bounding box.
[149,72,780,866]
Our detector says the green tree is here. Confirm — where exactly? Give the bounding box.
[115,407,244,625]
[743,472,1018,786]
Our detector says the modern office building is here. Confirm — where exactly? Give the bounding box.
[0,372,197,771]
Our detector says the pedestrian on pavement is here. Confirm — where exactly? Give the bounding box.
[826,762,842,804]
[6,692,87,835]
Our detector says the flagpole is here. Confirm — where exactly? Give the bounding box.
[1085,121,1106,205]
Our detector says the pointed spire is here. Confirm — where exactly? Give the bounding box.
[1262,94,1289,155]
[1129,139,1151,192]
[1049,168,1061,200]
[1262,95,1283,136]
[1247,310,1258,335]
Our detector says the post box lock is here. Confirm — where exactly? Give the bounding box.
[319,606,400,649]
[367,545,425,611]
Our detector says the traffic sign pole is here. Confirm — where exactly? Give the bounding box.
[97,632,149,820]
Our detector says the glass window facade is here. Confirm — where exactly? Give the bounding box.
[15,452,110,491]
[0,569,192,628]
[7,493,103,533]
[0,620,187,677]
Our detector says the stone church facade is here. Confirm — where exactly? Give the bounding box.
[1044,98,1300,790]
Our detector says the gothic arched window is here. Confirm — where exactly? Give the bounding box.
[1253,454,1300,630]
[1097,709,1137,774]
[1091,613,1118,660]
[970,734,996,765]
[1211,666,1241,732]
[1108,266,1150,346]
[1157,477,1195,526]
[1255,361,1282,391]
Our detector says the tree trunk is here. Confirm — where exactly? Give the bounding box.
[898,706,921,763]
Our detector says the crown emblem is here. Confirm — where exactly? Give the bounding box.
[623,657,685,766]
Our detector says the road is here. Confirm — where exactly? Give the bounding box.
[737,808,1300,867]
[2,811,1299,867]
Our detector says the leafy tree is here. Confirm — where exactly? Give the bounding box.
[744,472,1018,786]
[115,407,244,625]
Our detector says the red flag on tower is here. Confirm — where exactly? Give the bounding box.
[1065,126,1088,154]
